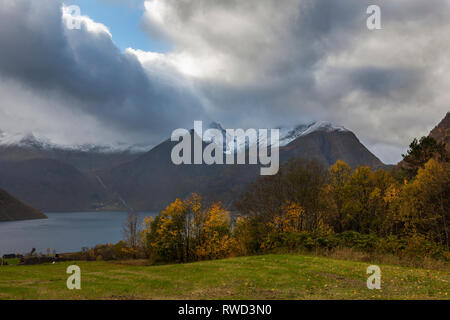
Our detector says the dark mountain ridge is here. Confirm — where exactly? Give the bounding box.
[429,112,450,149]
[0,158,106,212]
[0,188,46,222]
[0,136,144,173]
[0,135,146,212]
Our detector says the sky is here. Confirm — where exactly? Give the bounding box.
[64,0,169,53]
[0,0,449,164]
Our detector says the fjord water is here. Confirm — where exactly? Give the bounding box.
[0,212,157,255]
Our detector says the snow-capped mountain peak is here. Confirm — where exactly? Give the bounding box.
[278,121,348,147]
[1,121,348,155]
[0,130,51,148]
[0,129,150,154]
[201,121,349,153]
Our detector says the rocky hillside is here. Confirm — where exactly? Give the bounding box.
[0,188,47,222]
[429,112,450,149]
[280,128,385,169]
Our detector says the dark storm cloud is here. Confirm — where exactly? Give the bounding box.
[177,0,381,125]
[140,0,378,117]
[0,0,206,143]
[349,67,423,98]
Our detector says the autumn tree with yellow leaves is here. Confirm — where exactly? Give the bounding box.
[143,194,233,263]
[396,159,450,247]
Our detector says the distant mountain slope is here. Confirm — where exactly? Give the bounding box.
[0,188,47,222]
[281,129,385,169]
[0,132,145,173]
[0,159,107,212]
[0,122,386,212]
[0,132,144,212]
[396,112,450,170]
[101,122,386,211]
[102,135,227,210]
[429,112,450,149]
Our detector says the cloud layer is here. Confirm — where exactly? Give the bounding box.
[0,0,205,146]
[0,0,449,163]
[138,0,450,162]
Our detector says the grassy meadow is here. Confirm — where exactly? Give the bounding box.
[0,253,449,300]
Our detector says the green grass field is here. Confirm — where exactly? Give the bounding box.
[0,254,448,300]
[2,258,20,265]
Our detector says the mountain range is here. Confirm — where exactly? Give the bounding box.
[101,121,388,211]
[0,120,387,214]
[0,134,142,212]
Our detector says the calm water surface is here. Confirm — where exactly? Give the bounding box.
[0,212,156,255]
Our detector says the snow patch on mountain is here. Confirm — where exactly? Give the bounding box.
[0,130,150,154]
[0,131,51,148]
[203,121,349,153]
[1,120,348,155]
[279,121,348,146]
